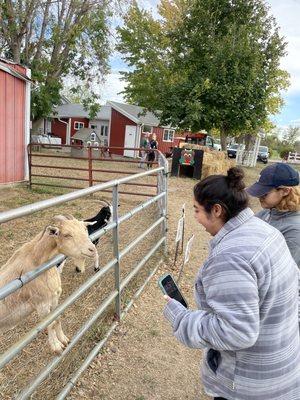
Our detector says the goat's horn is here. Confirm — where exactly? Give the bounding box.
[99,200,111,207]
[94,250,99,272]
[53,214,74,222]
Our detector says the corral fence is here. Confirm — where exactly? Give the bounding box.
[28,143,160,197]
[0,151,168,399]
[287,151,300,164]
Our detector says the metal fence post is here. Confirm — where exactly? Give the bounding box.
[112,184,121,319]
[28,144,32,189]
[88,146,93,186]
[159,153,168,256]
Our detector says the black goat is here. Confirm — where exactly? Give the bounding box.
[84,202,112,246]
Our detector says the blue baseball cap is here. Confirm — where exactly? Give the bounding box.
[246,163,299,198]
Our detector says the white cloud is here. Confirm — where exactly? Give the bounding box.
[100,71,126,103]
[268,0,300,95]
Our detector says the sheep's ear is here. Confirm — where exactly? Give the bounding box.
[84,221,97,226]
[46,226,60,236]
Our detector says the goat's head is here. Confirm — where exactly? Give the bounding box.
[47,214,98,273]
[99,200,112,222]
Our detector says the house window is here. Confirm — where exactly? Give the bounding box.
[90,124,98,129]
[142,125,152,133]
[163,129,175,142]
[74,121,84,130]
[100,125,108,137]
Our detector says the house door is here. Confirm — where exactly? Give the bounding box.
[124,125,137,157]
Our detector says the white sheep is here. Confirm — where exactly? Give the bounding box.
[0,215,98,354]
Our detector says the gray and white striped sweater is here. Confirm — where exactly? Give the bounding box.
[164,208,300,399]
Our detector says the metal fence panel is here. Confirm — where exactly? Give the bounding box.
[0,149,168,399]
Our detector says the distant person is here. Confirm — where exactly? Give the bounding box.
[247,163,300,266]
[150,133,158,151]
[147,133,158,168]
[140,133,150,169]
[163,167,300,400]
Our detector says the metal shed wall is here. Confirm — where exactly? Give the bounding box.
[0,63,28,184]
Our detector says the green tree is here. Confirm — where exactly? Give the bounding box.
[283,126,300,146]
[118,0,289,149]
[0,0,113,120]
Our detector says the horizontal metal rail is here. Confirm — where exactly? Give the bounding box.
[16,289,119,400]
[31,174,157,187]
[0,149,168,399]
[0,192,165,300]
[120,238,165,292]
[0,258,118,370]
[17,238,165,399]
[29,152,158,164]
[31,164,90,172]
[0,219,165,369]
[31,182,155,196]
[93,179,157,188]
[56,258,164,400]
[31,174,89,182]
[31,164,156,176]
[0,167,163,224]
[119,216,164,259]
[29,143,160,152]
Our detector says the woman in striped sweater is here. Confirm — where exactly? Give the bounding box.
[163,167,300,400]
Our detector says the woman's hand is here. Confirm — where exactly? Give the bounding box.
[164,295,172,302]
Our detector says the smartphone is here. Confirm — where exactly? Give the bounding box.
[158,273,188,308]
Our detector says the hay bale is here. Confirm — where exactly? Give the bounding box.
[178,143,235,179]
[201,158,236,179]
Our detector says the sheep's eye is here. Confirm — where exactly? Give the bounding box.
[63,234,72,238]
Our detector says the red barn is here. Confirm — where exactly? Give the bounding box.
[50,103,111,145]
[0,59,31,185]
[49,100,183,156]
[108,101,179,157]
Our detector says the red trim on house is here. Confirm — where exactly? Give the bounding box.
[109,109,136,155]
[70,118,89,138]
[51,117,89,144]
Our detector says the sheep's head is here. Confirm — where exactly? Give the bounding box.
[46,214,99,273]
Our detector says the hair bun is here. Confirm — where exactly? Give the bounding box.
[226,167,245,190]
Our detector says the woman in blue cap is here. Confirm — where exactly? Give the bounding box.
[246,163,300,266]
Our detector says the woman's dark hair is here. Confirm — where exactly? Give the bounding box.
[194,167,249,222]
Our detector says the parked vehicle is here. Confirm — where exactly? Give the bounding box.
[257,146,269,164]
[183,132,215,149]
[227,144,240,158]
[213,139,222,151]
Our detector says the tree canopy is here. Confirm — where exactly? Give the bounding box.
[118,0,289,148]
[0,0,114,120]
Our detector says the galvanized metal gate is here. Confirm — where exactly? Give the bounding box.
[0,151,168,399]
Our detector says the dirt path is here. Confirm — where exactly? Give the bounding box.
[69,175,215,400]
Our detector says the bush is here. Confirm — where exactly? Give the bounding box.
[279,147,294,160]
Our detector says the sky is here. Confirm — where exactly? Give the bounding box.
[100,0,300,130]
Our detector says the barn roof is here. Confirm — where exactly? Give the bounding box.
[0,59,31,82]
[52,104,111,120]
[108,101,162,126]
[72,128,101,142]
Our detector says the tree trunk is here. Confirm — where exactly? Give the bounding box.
[220,131,227,151]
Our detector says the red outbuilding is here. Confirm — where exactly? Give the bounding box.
[0,58,31,185]
[107,101,179,157]
[49,100,181,157]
